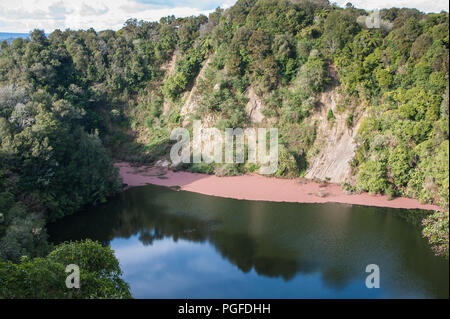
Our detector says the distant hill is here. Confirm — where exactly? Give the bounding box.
[0,32,30,43]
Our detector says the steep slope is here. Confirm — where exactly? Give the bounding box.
[304,67,363,183]
[180,56,214,125]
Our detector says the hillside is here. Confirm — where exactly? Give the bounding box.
[115,1,448,209]
[0,0,449,261]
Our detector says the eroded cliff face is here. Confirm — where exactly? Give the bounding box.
[170,59,363,183]
[304,89,363,184]
[304,67,363,184]
[244,86,265,124]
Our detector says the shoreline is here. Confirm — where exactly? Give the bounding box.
[116,162,442,211]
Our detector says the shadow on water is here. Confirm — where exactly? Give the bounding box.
[47,184,449,298]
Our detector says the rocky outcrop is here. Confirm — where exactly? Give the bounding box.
[304,67,364,184]
[244,86,265,123]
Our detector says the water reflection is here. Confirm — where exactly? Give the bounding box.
[48,184,449,298]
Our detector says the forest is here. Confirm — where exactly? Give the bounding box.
[0,0,448,297]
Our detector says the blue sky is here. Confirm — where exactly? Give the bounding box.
[0,0,448,33]
[137,1,228,10]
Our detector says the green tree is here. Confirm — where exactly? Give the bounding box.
[357,160,388,194]
[0,240,131,298]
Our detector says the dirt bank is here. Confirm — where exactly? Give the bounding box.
[116,162,442,211]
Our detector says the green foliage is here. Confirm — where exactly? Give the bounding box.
[214,163,242,177]
[295,55,329,95]
[322,9,360,53]
[194,66,249,129]
[163,49,204,99]
[422,211,449,259]
[162,71,189,100]
[345,113,354,128]
[0,240,131,298]
[0,203,49,263]
[0,256,67,298]
[344,12,449,211]
[387,143,413,186]
[375,68,393,89]
[356,160,388,194]
[0,91,122,220]
[327,109,335,121]
[275,145,301,178]
[188,162,216,174]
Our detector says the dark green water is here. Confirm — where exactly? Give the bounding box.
[47,184,449,298]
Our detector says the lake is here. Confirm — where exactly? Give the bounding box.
[47,184,449,299]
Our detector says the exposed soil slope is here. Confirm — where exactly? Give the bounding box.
[305,67,362,183]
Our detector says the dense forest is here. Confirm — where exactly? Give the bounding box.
[0,0,448,297]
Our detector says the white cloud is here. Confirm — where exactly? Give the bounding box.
[0,0,221,33]
[0,0,448,33]
[333,0,449,13]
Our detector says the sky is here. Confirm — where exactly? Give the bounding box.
[0,0,448,33]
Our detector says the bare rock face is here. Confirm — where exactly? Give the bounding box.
[304,66,364,184]
[245,86,265,123]
[304,104,362,183]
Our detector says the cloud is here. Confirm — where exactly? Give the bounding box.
[333,0,449,13]
[0,0,448,33]
[79,3,109,16]
[137,1,227,10]
[0,0,227,33]
[49,1,74,20]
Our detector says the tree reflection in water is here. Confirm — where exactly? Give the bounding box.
[48,184,449,298]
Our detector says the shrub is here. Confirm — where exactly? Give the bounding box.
[346,113,354,128]
[327,109,335,121]
[422,211,449,259]
[357,160,388,194]
[188,162,215,174]
[214,163,242,177]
